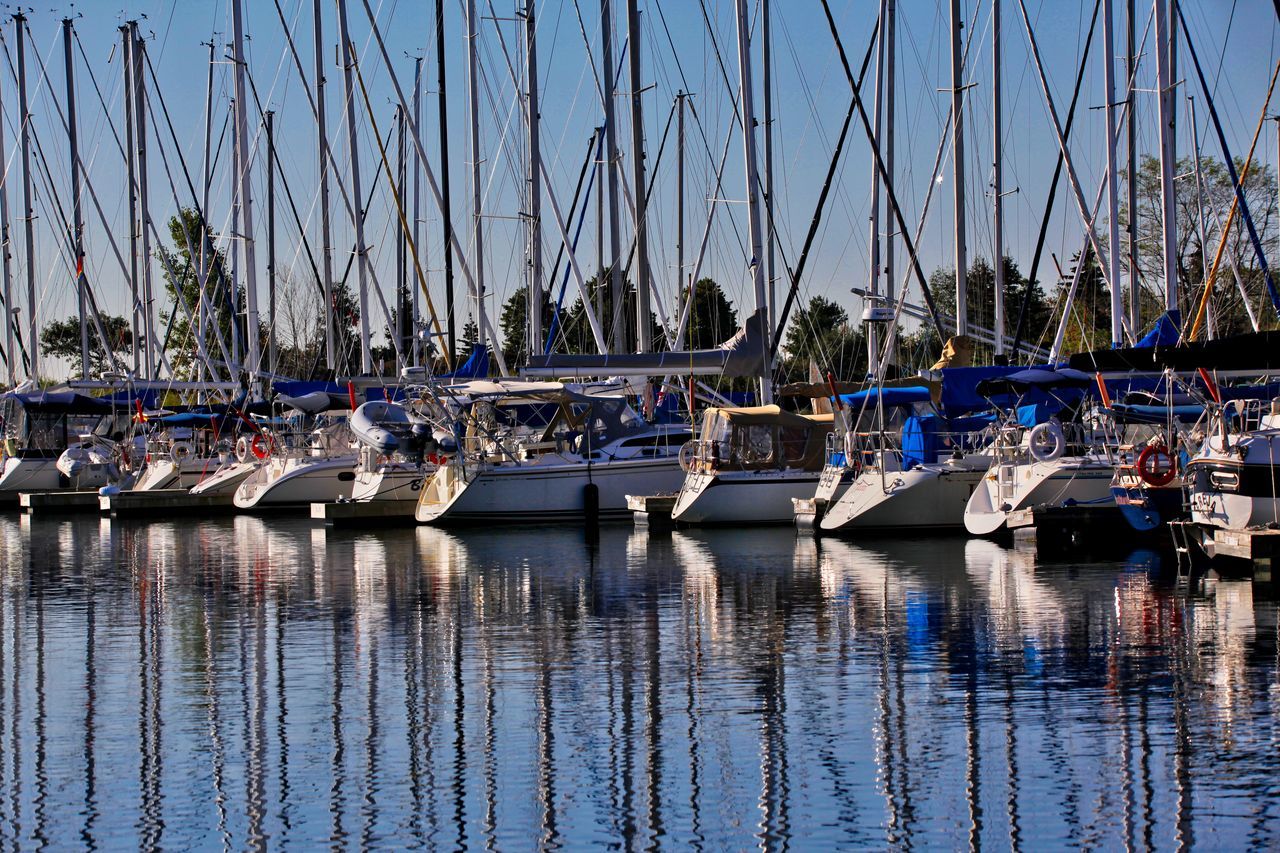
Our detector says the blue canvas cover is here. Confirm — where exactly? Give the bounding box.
[1133,310,1181,348]
[837,385,932,409]
[438,344,490,380]
[900,414,940,469]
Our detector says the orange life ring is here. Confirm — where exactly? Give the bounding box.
[1136,444,1176,487]
[251,433,273,460]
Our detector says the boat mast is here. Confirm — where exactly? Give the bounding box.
[1126,0,1139,332]
[884,0,896,308]
[950,0,968,338]
[14,14,37,381]
[992,0,1005,356]
[0,28,15,385]
[1187,96,1214,338]
[313,0,337,372]
[230,0,262,381]
[266,110,278,375]
[762,0,776,338]
[464,0,489,365]
[675,92,686,322]
[1103,0,1123,345]
[335,0,374,374]
[435,0,457,362]
[600,0,623,352]
[732,0,772,403]
[62,18,89,378]
[1154,0,1178,314]
[198,39,215,388]
[526,0,544,357]
[867,0,886,368]
[397,106,408,362]
[131,23,159,379]
[626,0,650,352]
[412,56,423,367]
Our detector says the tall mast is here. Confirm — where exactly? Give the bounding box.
[525,0,544,357]
[992,0,1005,356]
[198,39,216,388]
[1154,0,1178,313]
[230,0,262,380]
[313,0,337,371]
[396,106,408,361]
[266,110,278,376]
[884,0,896,305]
[732,0,772,403]
[464,0,488,364]
[15,14,37,381]
[132,23,157,378]
[412,57,423,367]
[675,93,686,318]
[121,25,140,373]
[867,0,886,366]
[600,0,623,352]
[1103,0,1123,345]
[625,0,649,352]
[1126,0,1139,332]
[0,28,15,384]
[949,0,968,338]
[335,0,374,374]
[63,19,89,378]
[435,0,457,361]
[762,0,776,339]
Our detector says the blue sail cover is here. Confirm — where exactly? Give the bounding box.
[837,385,932,409]
[438,345,491,380]
[1133,310,1181,348]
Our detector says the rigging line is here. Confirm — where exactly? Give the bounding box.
[235,50,331,306]
[770,15,878,363]
[818,0,945,341]
[544,131,599,355]
[1009,0,1101,360]
[1179,12,1280,335]
[10,22,124,370]
[352,53,451,370]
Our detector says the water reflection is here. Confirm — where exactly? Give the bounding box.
[0,516,1278,846]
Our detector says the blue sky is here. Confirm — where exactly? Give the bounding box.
[4,0,1279,376]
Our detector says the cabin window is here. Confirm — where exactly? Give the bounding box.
[779,426,810,465]
[732,425,775,466]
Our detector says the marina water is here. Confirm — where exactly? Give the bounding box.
[0,516,1277,847]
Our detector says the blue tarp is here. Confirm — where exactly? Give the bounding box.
[1016,402,1060,428]
[900,415,939,469]
[438,344,490,380]
[939,365,1024,414]
[1108,403,1205,424]
[838,385,932,409]
[1133,310,1181,348]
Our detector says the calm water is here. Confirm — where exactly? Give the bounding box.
[0,515,1276,849]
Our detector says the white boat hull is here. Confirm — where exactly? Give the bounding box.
[672,469,820,525]
[964,458,1116,536]
[189,461,259,497]
[822,465,986,531]
[234,456,357,509]
[416,457,683,524]
[0,456,63,503]
[352,462,429,504]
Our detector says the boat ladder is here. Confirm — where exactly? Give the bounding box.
[1167,520,1198,587]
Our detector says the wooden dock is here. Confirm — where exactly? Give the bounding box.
[20,490,101,514]
[99,489,235,517]
[1010,504,1136,553]
[628,494,677,530]
[310,499,418,526]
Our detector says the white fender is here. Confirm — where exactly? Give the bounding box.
[172,441,195,459]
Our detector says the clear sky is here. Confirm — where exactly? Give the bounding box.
[4,0,1279,378]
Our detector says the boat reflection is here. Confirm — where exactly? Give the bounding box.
[0,517,1276,846]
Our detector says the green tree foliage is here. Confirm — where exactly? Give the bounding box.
[498,288,555,368]
[156,208,240,379]
[39,314,133,374]
[779,295,865,382]
[684,278,738,349]
[921,256,1054,360]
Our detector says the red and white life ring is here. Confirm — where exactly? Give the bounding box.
[251,433,273,460]
[1136,444,1177,487]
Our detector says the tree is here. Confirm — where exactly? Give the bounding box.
[779,295,865,382]
[498,288,555,367]
[921,256,1054,361]
[39,314,133,374]
[684,278,738,349]
[1126,153,1277,334]
[154,208,245,380]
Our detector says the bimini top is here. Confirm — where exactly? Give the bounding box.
[701,404,832,429]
